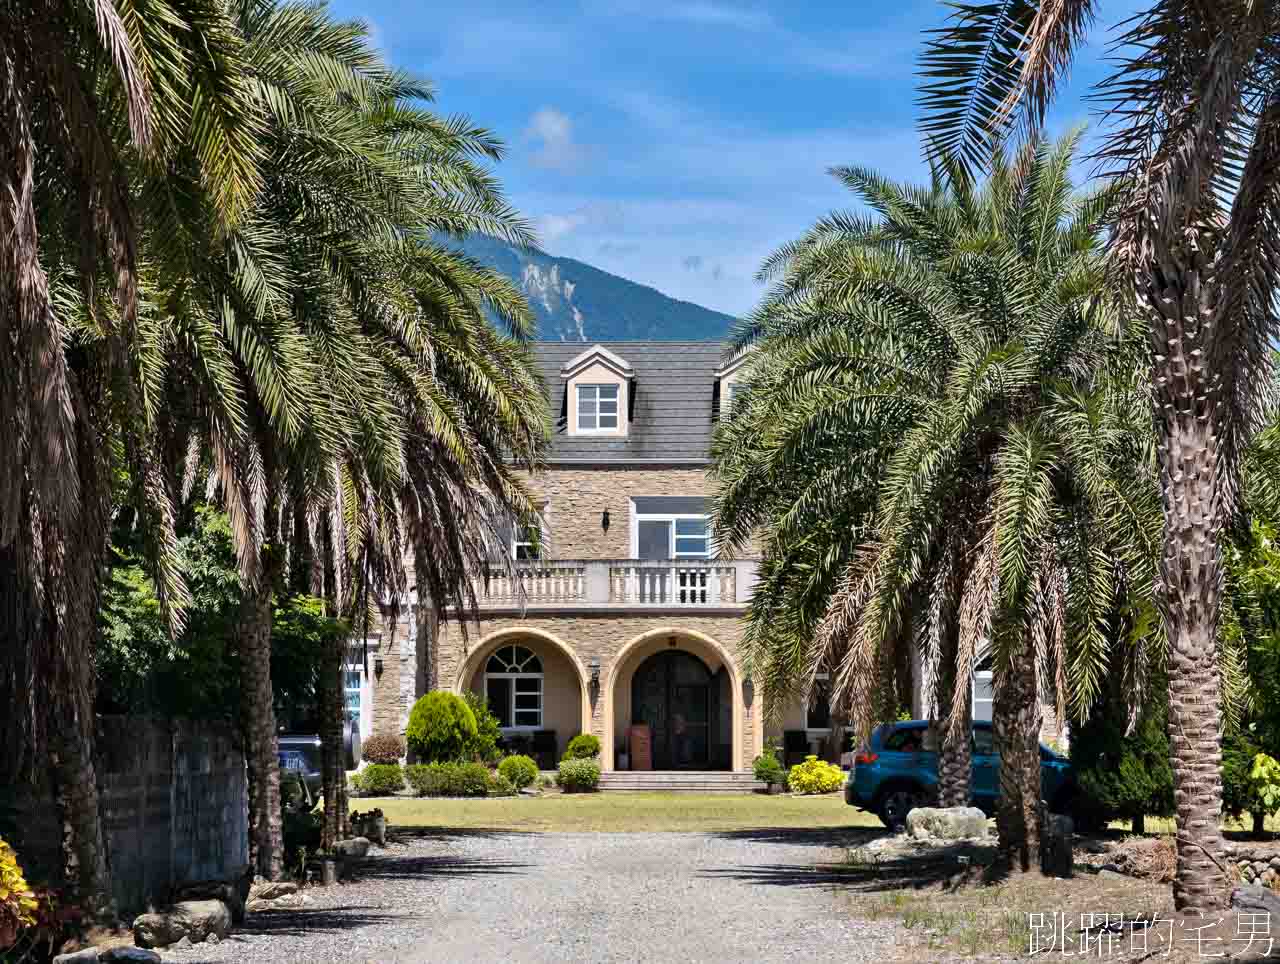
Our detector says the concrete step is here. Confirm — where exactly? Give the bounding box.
[599,771,764,792]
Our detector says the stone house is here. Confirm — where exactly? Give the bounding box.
[347,341,1063,773]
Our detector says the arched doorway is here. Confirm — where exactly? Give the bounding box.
[630,650,727,770]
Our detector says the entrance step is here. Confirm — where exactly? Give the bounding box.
[599,770,764,793]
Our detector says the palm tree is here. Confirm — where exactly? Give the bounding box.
[0,0,260,913]
[917,0,1280,913]
[137,0,548,875]
[713,133,1161,870]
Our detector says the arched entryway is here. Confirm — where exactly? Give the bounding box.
[630,650,731,770]
[605,628,746,772]
[454,628,592,763]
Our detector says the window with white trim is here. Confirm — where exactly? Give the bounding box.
[674,517,710,557]
[972,670,994,723]
[578,384,619,431]
[485,644,544,729]
[513,521,542,561]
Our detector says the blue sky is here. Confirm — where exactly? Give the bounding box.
[329,0,1143,318]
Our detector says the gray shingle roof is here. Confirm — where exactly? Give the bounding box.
[532,341,733,462]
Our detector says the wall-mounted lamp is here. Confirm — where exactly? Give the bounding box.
[374,656,384,679]
[588,657,601,703]
[601,510,610,534]
[742,678,755,707]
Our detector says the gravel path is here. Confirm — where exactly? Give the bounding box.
[164,829,908,964]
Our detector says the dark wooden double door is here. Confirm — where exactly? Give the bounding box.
[631,651,723,770]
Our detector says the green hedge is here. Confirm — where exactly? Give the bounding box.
[351,763,404,797]
[405,761,490,797]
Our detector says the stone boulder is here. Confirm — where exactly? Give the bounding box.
[905,806,990,840]
[333,836,370,858]
[99,950,162,963]
[133,899,232,949]
[52,950,101,964]
[248,879,298,902]
[172,878,247,925]
[1232,885,1280,919]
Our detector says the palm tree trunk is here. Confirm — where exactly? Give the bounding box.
[239,578,283,880]
[50,692,113,919]
[1156,413,1229,913]
[319,632,344,850]
[935,616,972,808]
[993,646,1042,874]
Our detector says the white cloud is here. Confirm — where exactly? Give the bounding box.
[664,2,774,31]
[525,107,587,171]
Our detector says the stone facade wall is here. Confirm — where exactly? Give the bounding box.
[0,717,247,917]
[434,611,763,770]
[526,466,720,559]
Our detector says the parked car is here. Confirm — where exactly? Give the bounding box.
[278,721,362,803]
[844,719,1085,830]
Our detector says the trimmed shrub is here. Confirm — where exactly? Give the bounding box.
[406,691,477,763]
[564,733,601,760]
[353,763,404,797]
[362,732,406,765]
[752,752,786,788]
[787,755,843,794]
[498,754,539,790]
[404,761,490,797]
[487,772,516,796]
[462,691,503,764]
[556,757,601,792]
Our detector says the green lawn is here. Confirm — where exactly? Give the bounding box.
[369,791,882,833]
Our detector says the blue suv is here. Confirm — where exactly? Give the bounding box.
[844,719,1077,829]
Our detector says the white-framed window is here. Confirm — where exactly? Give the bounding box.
[345,640,375,739]
[513,521,542,561]
[674,517,710,557]
[973,670,994,723]
[725,381,745,415]
[578,384,619,431]
[485,644,544,729]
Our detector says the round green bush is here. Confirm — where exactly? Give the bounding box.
[556,757,601,792]
[564,733,601,760]
[362,732,406,765]
[498,754,539,790]
[406,691,478,763]
[752,752,786,787]
[354,763,404,797]
[787,755,843,794]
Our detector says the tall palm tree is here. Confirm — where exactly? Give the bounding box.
[0,0,260,913]
[138,0,548,875]
[713,133,1161,870]
[917,0,1280,913]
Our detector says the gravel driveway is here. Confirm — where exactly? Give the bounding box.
[165,828,907,964]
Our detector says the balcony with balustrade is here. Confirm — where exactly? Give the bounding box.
[473,558,759,612]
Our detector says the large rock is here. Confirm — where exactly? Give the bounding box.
[99,950,162,963]
[1232,885,1280,918]
[133,899,232,949]
[173,878,247,924]
[905,806,990,840]
[333,836,370,858]
[248,879,298,902]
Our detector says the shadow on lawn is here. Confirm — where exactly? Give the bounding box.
[388,825,538,842]
[708,826,882,848]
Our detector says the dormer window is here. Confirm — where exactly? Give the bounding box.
[578,384,619,431]
[562,344,633,437]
